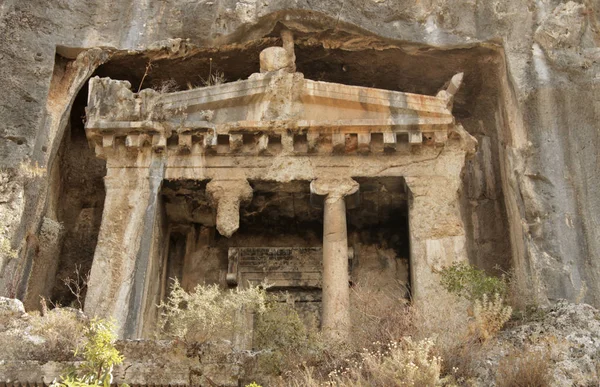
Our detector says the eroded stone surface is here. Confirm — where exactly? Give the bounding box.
[206,180,253,238]
[474,301,600,386]
[2,2,600,384]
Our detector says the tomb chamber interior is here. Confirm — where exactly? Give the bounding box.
[157,178,410,334]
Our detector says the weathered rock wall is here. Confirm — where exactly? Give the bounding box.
[1,0,599,306]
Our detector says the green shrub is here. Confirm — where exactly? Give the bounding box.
[52,318,127,387]
[255,299,313,352]
[254,298,324,375]
[440,262,507,302]
[158,279,267,343]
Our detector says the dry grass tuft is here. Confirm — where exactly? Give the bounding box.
[472,293,512,341]
[0,307,86,361]
[154,79,179,93]
[349,280,413,348]
[495,346,553,387]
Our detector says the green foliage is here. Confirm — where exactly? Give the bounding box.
[158,279,267,343]
[245,383,262,387]
[52,319,127,387]
[254,297,324,375]
[440,262,507,302]
[255,299,312,352]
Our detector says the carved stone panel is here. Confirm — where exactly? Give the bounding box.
[227,247,354,288]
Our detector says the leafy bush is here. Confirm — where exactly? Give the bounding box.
[254,297,324,375]
[254,299,310,351]
[440,262,507,302]
[52,318,127,387]
[158,279,267,343]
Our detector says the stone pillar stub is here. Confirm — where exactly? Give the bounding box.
[206,180,253,238]
[310,178,359,342]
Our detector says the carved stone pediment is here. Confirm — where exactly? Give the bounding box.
[85,58,462,157]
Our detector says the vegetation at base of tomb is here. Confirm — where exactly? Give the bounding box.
[495,346,553,387]
[51,318,127,387]
[327,338,443,386]
[0,306,86,361]
[158,279,267,343]
[254,297,324,375]
[152,273,536,386]
[244,383,263,387]
[248,282,465,386]
[439,262,512,342]
[439,262,508,302]
[472,293,513,342]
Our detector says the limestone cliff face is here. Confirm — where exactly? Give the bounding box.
[0,0,599,307]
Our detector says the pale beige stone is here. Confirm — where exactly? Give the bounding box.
[206,180,253,238]
[259,46,291,73]
[310,177,359,341]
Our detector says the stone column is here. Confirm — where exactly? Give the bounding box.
[206,180,253,238]
[310,178,359,341]
[405,175,468,305]
[84,159,165,338]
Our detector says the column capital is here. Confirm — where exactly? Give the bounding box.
[206,179,253,202]
[310,178,359,200]
[206,179,253,238]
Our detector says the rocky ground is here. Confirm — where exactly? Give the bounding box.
[474,300,600,386]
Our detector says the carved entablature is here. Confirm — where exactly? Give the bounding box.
[84,53,463,159]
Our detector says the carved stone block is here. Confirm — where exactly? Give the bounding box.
[332,133,345,153]
[227,247,354,288]
[178,133,192,150]
[358,133,371,154]
[229,134,243,152]
[409,131,423,144]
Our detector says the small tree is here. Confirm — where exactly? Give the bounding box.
[52,319,127,387]
[440,262,512,341]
